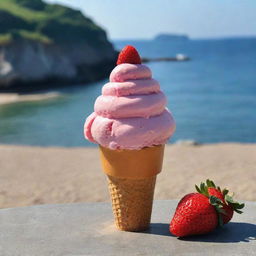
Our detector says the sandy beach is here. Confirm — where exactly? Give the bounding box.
[0,143,255,209]
[0,92,62,105]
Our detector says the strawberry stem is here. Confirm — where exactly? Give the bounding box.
[224,194,245,213]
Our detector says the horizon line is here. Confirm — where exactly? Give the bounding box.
[110,35,256,41]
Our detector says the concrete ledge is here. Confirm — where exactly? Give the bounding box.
[0,200,255,255]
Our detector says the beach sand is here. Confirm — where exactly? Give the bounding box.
[0,143,255,209]
[0,92,62,105]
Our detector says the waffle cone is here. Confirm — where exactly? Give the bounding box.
[99,145,164,231]
[107,175,156,231]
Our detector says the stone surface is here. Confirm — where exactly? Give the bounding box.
[0,200,255,256]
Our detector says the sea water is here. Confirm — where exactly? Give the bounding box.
[0,38,255,146]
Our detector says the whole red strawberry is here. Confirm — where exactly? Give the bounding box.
[196,179,244,225]
[116,45,141,65]
[170,179,244,237]
[170,193,218,237]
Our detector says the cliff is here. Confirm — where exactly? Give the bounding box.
[0,0,117,92]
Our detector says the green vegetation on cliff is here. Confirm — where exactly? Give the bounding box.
[0,0,107,45]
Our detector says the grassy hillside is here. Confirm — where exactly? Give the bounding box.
[0,0,107,45]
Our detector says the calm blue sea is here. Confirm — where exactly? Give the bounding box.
[0,38,256,146]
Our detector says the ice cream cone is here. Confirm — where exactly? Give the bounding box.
[84,46,175,231]
[99,145,164,231]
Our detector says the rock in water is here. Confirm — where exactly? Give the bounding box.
[0,0,117,92]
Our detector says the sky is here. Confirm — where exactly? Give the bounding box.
[45,0,256,40]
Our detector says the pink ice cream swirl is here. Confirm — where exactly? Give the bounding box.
[84,63,176,150]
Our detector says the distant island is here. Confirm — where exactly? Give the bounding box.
[0,0,117,92]
[154,33,189,41]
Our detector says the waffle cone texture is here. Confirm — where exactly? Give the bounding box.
[99,145,164,231]
[107,175,156,231]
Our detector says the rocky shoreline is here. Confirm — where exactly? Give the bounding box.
[0,40,117,92]
[0,0,117,92]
